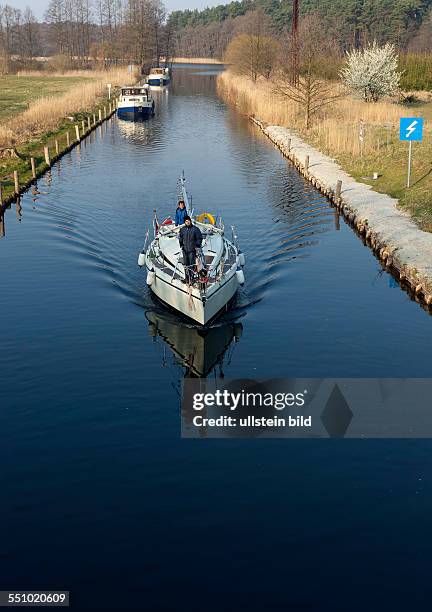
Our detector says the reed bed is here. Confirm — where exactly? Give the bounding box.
[217,71,416,158]
[172,57,224,64]
[0,67,131,148]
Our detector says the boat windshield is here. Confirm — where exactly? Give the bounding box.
[121,87,148,97]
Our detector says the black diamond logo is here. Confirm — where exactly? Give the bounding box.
[321,384,353,438]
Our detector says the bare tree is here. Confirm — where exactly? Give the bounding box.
[45,0,66,54]
[22,7,39,59]
[274,14,343,129]
[225,11,279,80]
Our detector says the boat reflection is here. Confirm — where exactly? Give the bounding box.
[146,310,243,378]
[116,116,159,147]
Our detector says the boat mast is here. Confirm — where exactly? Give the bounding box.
[179,171,191,214]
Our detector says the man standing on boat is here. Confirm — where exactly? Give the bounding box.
[179,216,203,284]
[175,200,187,226]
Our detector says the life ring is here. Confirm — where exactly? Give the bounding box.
[196,212,216,225]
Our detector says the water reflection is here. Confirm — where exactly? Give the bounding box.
[117,117,159,147]
[171,65,221,97]
[146,310,242,378]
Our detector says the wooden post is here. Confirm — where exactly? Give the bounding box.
[305,155,309,172]
[104,106,107,118]
[287,139,291,152]
[81,120,85,135]
[93,113,96,126]
[30,157,36,179]
[335,180,342,200]
[66,131,70,147]
[87,116,91,130]
[0,182,3,205]
[98,109,102,122]
[0,213,4,238]
[55,139,59,156]
[44,146,50,166]
[14,170,19,194]
[75,125,80,141]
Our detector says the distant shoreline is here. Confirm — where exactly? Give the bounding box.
[171,57,224,65]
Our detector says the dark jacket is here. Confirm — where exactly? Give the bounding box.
[179,224,203,253]
[175,207,188,226]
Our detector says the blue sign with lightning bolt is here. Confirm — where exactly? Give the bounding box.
[400,117,424,141]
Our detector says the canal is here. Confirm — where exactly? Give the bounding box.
[1,65,432,610]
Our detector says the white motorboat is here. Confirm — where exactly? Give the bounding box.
[117,84,155,120]
[138,174,245,326]
[147,67,170,88]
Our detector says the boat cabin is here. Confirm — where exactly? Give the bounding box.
[120,86,150,100]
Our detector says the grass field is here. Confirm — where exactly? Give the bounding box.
[218,71,432,232]
[0,68,132,202]
[0,75,94,121]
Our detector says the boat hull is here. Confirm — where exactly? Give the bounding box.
[147,77,170,88]
[146,262,239,326]
[117,104,154,120]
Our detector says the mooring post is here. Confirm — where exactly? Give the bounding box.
[104,106,107,118]
[44,146,50,166]
[335,180,343,201]
[13,170,19,194]
[87,116,91,130]
[305,155,309,172]
[0,182,3,205]
[81,120,85,135]
[98,109,102,122]
[0,212,4,238]
[75,125,80,141]
[66,131,70,147]
[93,113,96,126]
[287,139,291,152]
[30,157,36,179]
[55,139,59,156]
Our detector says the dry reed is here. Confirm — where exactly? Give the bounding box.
[217,71,419,158]
[171,57,224,64]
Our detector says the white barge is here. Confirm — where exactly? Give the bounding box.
[147,67,170,88]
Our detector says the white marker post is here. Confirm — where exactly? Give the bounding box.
[359,119,365,159]
[107,83,112,100]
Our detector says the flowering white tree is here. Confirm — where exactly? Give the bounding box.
[340,42,402,102]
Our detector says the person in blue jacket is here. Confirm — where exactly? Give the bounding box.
[179,216,203,284]
[175,200,187,226]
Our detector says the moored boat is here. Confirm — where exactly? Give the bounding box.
[117,84,155,120]
[138,174,245,326]
[147,67,170,88]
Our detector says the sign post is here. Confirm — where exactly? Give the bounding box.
[400,118,424,188]
[359,119,365,158]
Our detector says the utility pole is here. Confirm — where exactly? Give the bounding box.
[291,0,299,84]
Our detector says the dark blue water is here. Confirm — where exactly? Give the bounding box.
[1,65,432,610]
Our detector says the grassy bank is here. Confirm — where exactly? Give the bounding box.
[0,68,132,202]
[218,71,432,231]
[0,75,95,121]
